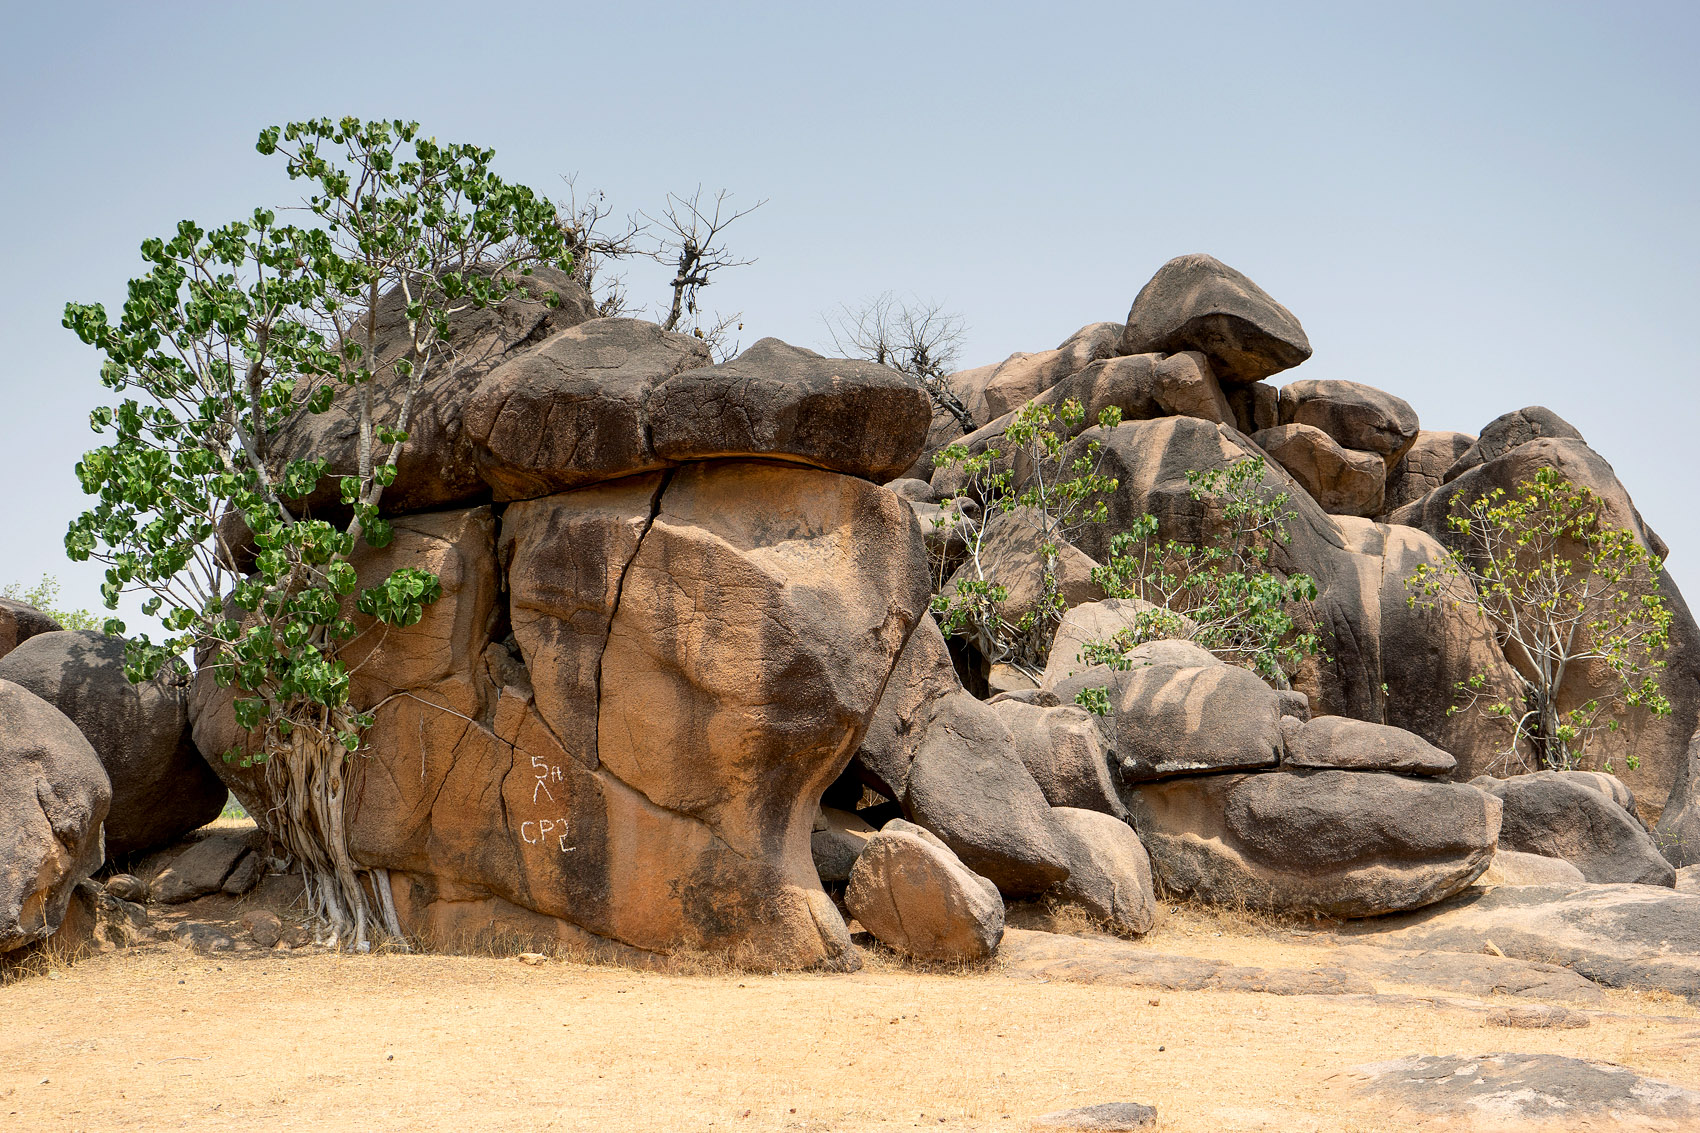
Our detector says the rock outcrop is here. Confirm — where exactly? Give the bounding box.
[1475,772,1676,887]
[1121,254,1312,383]
[0,599,60,661]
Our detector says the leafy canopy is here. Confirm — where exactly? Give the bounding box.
[1405,467,1671,772]
[63,117,571,763]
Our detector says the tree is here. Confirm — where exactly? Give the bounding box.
[1,575,102,631]
[1081,457,1321,692]
[644,186,764,360]
[1404,468,1672,773]
[931,398,1121,676]
[63,117,571,949]
[824,293,975,433]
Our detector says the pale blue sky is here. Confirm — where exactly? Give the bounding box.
[3,1,1696,625]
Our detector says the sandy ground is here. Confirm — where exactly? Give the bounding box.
[3,894,1698,1133]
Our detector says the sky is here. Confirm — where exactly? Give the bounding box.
[2,1,1696,630]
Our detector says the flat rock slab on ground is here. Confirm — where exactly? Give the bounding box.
[1331,945,1606,1004]
[151,831,256,904]
[998,928,1373,995]
[1028,1101,1158,1130]
[1346,883,1700,1002]
[1334,1052,1700,1130]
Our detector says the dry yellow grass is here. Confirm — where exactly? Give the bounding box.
[2,913,1696,1133]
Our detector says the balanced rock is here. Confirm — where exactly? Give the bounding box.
[1276,378,1419,466]
[0,630,226,857]
[1052,643,1283,783]
[0,680,110,952]
[1252,423,1386,516]
[1121,254,1312,384]
[845,819,1004,962]
[1474,772,1675,887]
[1125,769,1500,917]
[1282,715,1457,776]
[0,599,60,661]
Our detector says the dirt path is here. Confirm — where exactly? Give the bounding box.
[3,910,1698,1133]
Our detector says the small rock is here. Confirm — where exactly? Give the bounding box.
[1029,1101,1158,1130]
[153,832,255,904]
[1487,1005,1590,1029]
[241,910,283,948]
[518,952,548,966]
[171,922,235,953]
[221,851,266,896]
[103,873,148,903]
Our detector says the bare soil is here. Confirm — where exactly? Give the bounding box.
[4,882,1698,1133]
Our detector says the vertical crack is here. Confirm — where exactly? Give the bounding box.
[593,469,674,732]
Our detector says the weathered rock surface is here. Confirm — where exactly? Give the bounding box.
[1677,866,1699,893]
[1050,808,1156,935]
[971,321,1125,423]
[49,879,148,956]
[1052,643,1283,782]
[845,819,1003,961]
[1277,378,1419,466]
[1336,1052,1700,1130]
[1122,254,1312,383]
[1125,769,1500,916]
[1364,883,1700,1000]
[1444,405,1586,483]
[1252,423,1386,516]
[991,699,1123,818]
[810,806,874,884]
[1331,945,1605,1003]
[0,599,60,661]
[0,680,110,953]
[1478,849,1587,888]
[648,338,933,483]
[0,630,225,857]
[1655,726,1700,867]
[850,615,962,800]
[902,692,1073,896]
[998,927,1373,995]
[1384,430,1474,513]
[1474,772,1675,887]
[1282,715,1457,776]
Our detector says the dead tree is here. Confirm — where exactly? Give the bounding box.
[825,293,975,432]
[644,187,765,358]
[558,174,645,317]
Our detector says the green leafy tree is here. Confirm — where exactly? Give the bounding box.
[1,575,102,631]
[63,118,571,949]
[1404,468,1672,772]
[1078,457,1320,694]
[931,398,1122,677]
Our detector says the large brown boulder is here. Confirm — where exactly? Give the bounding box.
[648,338,933,483]
[990,698,1123,818]
[0,631,225,858]
[1126,769,1500,917]
[1383,430,1474,513]
[941,507,1105,649]
[1282,716,1457,777]
[1252,423,1386,516]
[196,462,932,969]
[1051,643,1283,783]
[0,599,60,661]
[1276,379,1419,467]
[845,819,1004,961]
[1475,771,1676,886]
[1,680,110,952]
[1121,254,1312,384]
[974,322,1125,423]
[1051,807,1157,936]
[1390,435,1700,810]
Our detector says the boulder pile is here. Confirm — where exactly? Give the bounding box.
[4,250,1697,971]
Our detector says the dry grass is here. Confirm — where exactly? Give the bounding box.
[2,906,1697,1133]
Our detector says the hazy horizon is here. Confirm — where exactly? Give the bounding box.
[3,1,1696,632]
